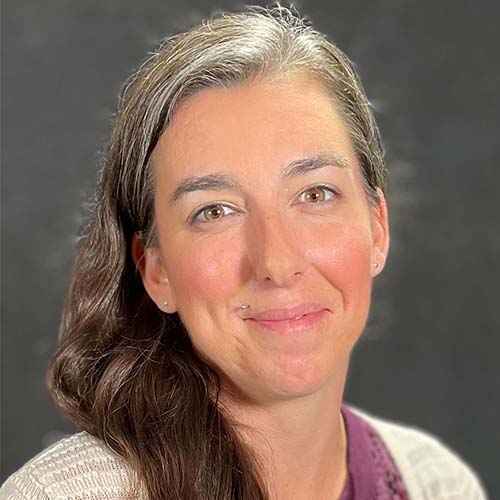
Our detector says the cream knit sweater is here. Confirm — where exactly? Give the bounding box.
[0,406,488,499]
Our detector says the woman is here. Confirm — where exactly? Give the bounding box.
[0,5,487,500]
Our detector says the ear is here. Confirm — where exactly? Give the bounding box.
[370,188,390,277]
[131,233,177,313]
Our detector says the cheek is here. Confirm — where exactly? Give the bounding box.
[164,237,244,370]
[307,223,373,308]
[166,236,241,310]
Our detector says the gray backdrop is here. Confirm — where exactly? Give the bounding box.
[2,0,499,495]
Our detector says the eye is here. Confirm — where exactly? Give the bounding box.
[297,184,339,204]
[190,203,239,225]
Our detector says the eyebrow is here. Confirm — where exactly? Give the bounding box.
[170,152,350,203]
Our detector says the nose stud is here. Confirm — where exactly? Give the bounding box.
[240,304,251,310]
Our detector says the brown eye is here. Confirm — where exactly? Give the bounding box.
[299,185,337,204]
[305,187,326,202]
[204,205,224,220]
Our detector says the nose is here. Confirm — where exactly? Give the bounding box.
[246,211,306,287]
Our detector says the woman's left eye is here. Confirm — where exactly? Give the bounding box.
[297,184,339,204]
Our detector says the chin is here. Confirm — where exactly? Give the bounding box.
[259,356,336,400]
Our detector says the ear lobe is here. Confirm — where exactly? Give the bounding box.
[370,188,390,276]
[131,233,175,312]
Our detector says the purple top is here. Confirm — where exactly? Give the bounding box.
[339,404,409,500]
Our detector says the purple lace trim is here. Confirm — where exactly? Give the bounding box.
[367,425,409,499]
[339,405,409,500]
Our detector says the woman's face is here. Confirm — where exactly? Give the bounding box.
[138,73,389,404]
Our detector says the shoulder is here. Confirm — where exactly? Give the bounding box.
[348,405,489,500]
[0,432,136,500]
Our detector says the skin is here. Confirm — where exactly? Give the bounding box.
[132,72,389,499]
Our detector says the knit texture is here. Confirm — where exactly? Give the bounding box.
[351,407,488,500]
[1,406,488,499]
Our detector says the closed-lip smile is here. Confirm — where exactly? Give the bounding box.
[245,303,328,321]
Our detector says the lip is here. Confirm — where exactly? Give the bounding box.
[245,303,327,321]
[245,308,329,335]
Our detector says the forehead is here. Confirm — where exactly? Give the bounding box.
[152,73,358,182]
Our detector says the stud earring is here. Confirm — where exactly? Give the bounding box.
[163,300,168,307]
[373,262,379,269]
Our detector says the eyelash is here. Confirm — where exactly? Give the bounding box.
[189,184,340,225]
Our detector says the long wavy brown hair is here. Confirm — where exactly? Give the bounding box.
[46,4,387,499]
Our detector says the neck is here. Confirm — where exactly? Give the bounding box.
[220,364,349,500]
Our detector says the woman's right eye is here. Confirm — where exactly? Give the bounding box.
[190,203,238,225]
